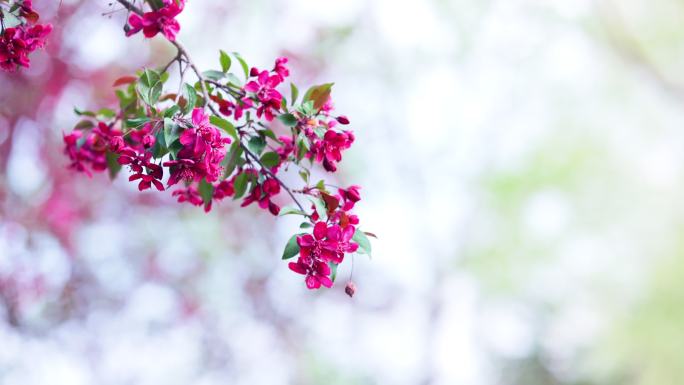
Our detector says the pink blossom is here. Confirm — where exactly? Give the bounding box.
[244,70,283,121]
[126,0,185,41]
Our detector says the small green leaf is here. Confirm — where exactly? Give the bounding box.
[152,128,169,159]
[210,115,238,140]
[281,234,302,260]
[260,151,280,168]
[303,83,334,110]
[225,73,243,87]
[352,229,372,257]
[277,113,298,127]
[198,178,214,206]
[125,117,151,129]
[290,83,299,106]
[97,108,116,119]
[298,169,310,183]
[259,128,279,142]
[168,140,183,159]
[137,69,163,106]
[163,118,180,147]
[202,70,225,81]
[220,50,232,73]
[233,172,249,199]
[296,139,308,161]
[182,83,197,114]
[279,206,307,217]
[222,141,243,178]
[309,197,328,221]
[247,136,266,156]
[105,151,121,180]
[300,222,313,229]
[233,52,250,79]
[330,262,338,282]
[74,120,95,130]
[74,108,96,117]
[164,105,181,118]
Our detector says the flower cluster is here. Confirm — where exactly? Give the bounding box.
[0,1,52,72]
[64,0,374,293]
[126,0,185,41]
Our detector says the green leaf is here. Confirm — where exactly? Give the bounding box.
[279,206,307,217]
[298,169,310,183]
[278,206,306,217]
[309,197,328,221]
[163,118,180,147]
[210,115,238,140]
[74,108,96,117]
[164,105,181,118]
[290,83,299,106]
[125,117,151,129]
[259,128,279,142]
[233,172,249,199]
[277,113,298,127]
[352,229,372,257]
[202,70,225,81]
[247,136,266,156]
[225,73,243,87]
[182,83,197,114]
[222,141,243,178]
[74,120,95,130]
[105,151,122,180]
[300,222,313,229]
[233,52,250,79]
[281,234,301,260]
[152,128,169,159]
[137,69,163,106]
[260,151,280,168]
[220,50,232,73]
[296,139,308,161]
[303,83,334,110]
[97,108,116,119]
[168,139,183,159]
[330,262,338,282]
[198,178,214,206]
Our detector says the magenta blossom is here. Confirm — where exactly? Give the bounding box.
[244,70,283,121]
[164,108,230,185]
[288,222,359,289]
[309,130,355,172]
[0,24,52,71]
[127,0,185,41]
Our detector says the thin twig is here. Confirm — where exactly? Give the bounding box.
[242,143,309,216]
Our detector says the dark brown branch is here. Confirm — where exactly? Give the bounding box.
[114,0,143,15]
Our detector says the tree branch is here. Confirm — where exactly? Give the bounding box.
[115,0,311,217]
[114,0,143,16]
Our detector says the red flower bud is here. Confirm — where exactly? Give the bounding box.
[336,116,350,125]
[345,281,356,297]
[250,67,260,77]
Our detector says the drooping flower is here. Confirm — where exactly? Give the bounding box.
[288,222,359,289]
[309,130,355,172]
[117,148,164,191]
[0,23,52,71]
[272,57,289,81]
[241,177,281,216]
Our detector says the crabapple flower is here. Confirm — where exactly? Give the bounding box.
[126,0,185,41]
[289,222,359,289]
[0,24,52,71]
[244,70,283,121]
